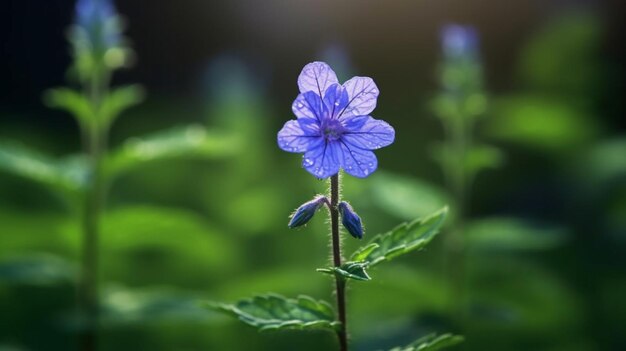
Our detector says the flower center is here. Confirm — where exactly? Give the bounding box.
[321,118,345,141]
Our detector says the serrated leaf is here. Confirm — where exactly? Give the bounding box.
[106,124,240,178]
[317,261,371,281]
[44,88,93,126]
[100,84,145,125]
[352,207,447,267]
[388,333,464,351]
[207,294,339,332]
[351,243,379,262]
[0,142,87,193]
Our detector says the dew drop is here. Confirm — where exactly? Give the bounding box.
[304,158,313,166]
[297,103,303,108]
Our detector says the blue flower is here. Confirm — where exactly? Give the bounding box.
[441,24,478,59]
[75,0,121,48]
[277,62,395,179]
[338,201,363,239]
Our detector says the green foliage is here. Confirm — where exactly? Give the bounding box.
[317,261,371,281]
[45,85,144,129]
[61,205,240,286]
[351,207,448,267]
[369,171,450,220]
[518,12,602,95]
[388,333,464,351]
[0,255,75,285]
[100,84,145,126]
[44,88,94,126]
[432,143,503,182]
[106,125,240,178]
[487,95,598,153]
[466,217,567,252]
[0,142,87,194]
[101,286,214,326]
[208,294,340,332]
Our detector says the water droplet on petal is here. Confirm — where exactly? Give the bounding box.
[297,103,303,108]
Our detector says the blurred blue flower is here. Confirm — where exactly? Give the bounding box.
[338,201,363,239]
[75,0,120,48]
[288,196,327,228]
[441,24,479,59]
[277,62,395,179]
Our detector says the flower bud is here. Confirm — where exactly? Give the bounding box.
[288,196,327,228]
[338,201,363,239]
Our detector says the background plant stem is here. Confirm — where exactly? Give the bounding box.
[79,70,109,351]
[330,174,348,351]
[443,115,471,327]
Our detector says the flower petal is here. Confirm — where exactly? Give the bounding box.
[277,120,323,153]
[342,115,395,150]
[303,141,341,178]
[323,83,349,118]
[337,140,378,178]
[292,91,328,122]
[339,77,379,118]
[298,62,339,96]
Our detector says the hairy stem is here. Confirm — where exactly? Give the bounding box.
[330,174,348,351]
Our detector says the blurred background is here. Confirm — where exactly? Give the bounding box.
[1,0,625,350]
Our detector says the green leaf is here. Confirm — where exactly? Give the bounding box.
[44,88,93,126]
[352,207,448,267]
[317,261,371,281]
[388,333,464,351]
[100,84,145,125]
[351,243,379,262]
[106,124,240,178]
[0,142,87,193]
[207,294,339,332]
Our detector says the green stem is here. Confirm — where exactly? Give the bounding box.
[79,70,108,351]
[444,115,470,325]
[330,174,348,351]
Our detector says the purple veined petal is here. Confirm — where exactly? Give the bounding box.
[302,141,341,178]
[342,115,395,150]
[292,91,328,122]
[298,62,339,97]
[337,140,378,178]
[297,117,321,135]
[277,120,324,153]
[339,76,379,118]
[323,83,349,118]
